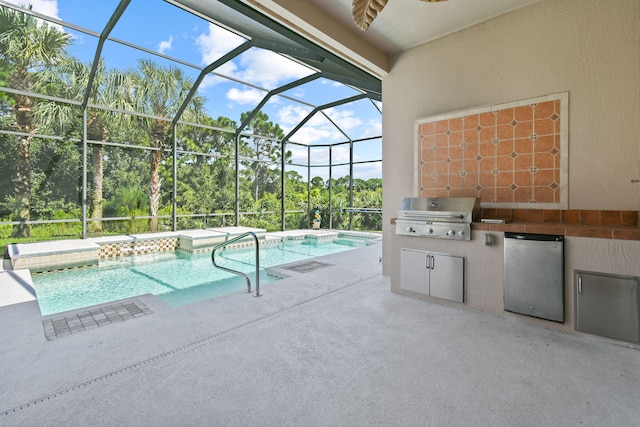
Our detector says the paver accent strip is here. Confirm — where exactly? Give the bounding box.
[42,300,152,341]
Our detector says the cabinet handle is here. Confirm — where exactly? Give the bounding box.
[430,255,435,270]
[578,275,582,294]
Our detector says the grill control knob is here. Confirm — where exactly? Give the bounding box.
[446,230,455,236]
[426,228,433,234]
[406,227,415,233]
[458,230,465,237]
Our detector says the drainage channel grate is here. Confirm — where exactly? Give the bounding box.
[42,300,152,341]
[280,260,333,273]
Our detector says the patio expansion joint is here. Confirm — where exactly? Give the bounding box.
[1,272,380,418]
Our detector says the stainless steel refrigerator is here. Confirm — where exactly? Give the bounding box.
[504,232,564,322]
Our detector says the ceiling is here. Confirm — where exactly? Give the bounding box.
[307,0,539,55]
[169,0,540,90]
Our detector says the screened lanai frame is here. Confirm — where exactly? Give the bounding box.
[0,0,382,238]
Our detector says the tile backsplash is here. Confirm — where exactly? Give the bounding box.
[415,92,568,209]
[479,208,638,227]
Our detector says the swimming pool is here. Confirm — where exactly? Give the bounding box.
[32,237,372,315]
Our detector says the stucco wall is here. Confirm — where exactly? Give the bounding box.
[382,0,640,276]
[382,0,640,338]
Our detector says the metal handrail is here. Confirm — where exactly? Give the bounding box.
[341,208,382,214]
[211,231,261,297]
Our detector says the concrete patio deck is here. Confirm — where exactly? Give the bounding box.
[0,239,639,425]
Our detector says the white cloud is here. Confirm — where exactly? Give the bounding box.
[353,162,382,180]
[361,118,382,138]
[324,107,362,131]
[193,24,246,91]
[331,146,351,163]
[196,23,246,65]
[278,105,359,144]
[196,24,312,90]
[4,0,64,31]
[287,145,308,164]
[232,49,312,90]
[287,136,381,180]
[5,0,60,18]
[197,74,219,91]
[319,79,345,89]
[307,112,336,129]
[226,88,265,105]
[158,36,173,55]
[293,127,337,144]
[278,105,311,127]
[288,123,345,145]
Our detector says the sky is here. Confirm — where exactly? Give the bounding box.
[4,0,382,180]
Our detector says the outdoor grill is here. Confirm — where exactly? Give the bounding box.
[395,197,480,241]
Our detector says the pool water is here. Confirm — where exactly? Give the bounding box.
[32,238,369,315]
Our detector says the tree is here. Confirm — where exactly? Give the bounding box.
[86,67,133,233]
[238,111,286,202]
[310,176,324,189]
[0,5,71,237]
[128,59,204,232]
[176,116,237,220]
[34,58,134,233]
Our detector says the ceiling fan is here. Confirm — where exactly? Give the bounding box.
[352,0,448,31]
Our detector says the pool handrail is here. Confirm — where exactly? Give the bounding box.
[211,231,261,297]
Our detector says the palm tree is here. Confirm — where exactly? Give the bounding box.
[0,6,71,237]
[129,59,203,232]
[35,59,133,233]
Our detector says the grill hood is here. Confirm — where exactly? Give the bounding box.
[396,197,480,241]
[398,197,480,223]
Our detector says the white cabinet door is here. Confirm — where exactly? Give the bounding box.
[429,254,464,303]
[400,249,429,295]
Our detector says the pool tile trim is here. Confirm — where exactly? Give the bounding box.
[6,229,382,273]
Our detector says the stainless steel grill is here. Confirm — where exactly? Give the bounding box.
[395,197,480,241]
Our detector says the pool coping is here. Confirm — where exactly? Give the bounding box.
[0,229,381,310]
[5,227,270,272]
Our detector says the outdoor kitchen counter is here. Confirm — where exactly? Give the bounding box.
[390,217,640,241]
[471,221,640,241]
[390,217,640,339]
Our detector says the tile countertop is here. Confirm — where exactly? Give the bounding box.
[471,221,640,241]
